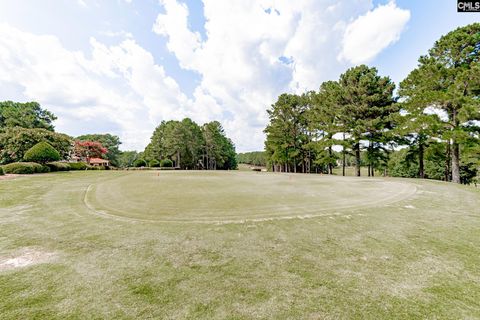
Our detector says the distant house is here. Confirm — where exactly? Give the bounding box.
[88,158,110,167]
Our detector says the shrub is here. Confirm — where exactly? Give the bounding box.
[160,159,173,168]
[46,162,71,172]
[2,162,49,174]
[0,127,72,164]
[133,159,147,167]
[69,162,88,170]
[149,159,160,167]
[0,166,3,176]
[23,142,60,164]
[36,164,50,173]
[2,162,35,174]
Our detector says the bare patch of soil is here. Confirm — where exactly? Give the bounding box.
[0,248,57,271]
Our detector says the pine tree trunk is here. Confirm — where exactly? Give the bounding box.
[328,146,333,174]
[451,108,460,184]
[355,142,361,177]
[451,140,460,184]
[342,133,346,177]
[418,142,425,179]
[445,141,451,182]
[308,150,311,173]
[368,140,373,177]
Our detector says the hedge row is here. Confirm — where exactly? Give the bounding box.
[1,162,106,174]
[124,167,176,171]
[132,159,173,168]
[68,162,88,170]
[2,162,50,174]
[46,162,71,172]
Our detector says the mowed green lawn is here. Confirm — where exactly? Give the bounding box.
[0,171,479,319]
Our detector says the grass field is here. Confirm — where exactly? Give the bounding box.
[1,171,480,319]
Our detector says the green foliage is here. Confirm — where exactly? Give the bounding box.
[118,151,138,168]
[339,65,397,176]
[2,162,49,174]
[76,134,121,166]
[262,24,480,183]
[133,159,147,167]
[265,67,396,175]
[387,149,419,178]
[264,94,310,172]
[144,118,237,170]
[460,163,478,185]
[203,121,237,170]
[0,127,72,164]
[145,118,203,169]
[46,162,71,172]
[398,23,480,183]
[160,159,173,168]
[0,166,3,176]
[386,143,477,183]
[149,159,160,167]
[423,143,446,180]
[308,83,343,174]
[0,101,57,131]
[237,152,266,166]
[69,162,88,170]
[23,142,60,164]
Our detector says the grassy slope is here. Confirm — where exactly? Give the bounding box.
[0,171,479,319]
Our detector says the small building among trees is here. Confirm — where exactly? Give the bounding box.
[88,157,110,167]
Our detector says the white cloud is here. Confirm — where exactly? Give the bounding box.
[0,1,411,152]
[153,0,202,70]
[339,1,410,64]
[0,23,190,150]
[99,30,134,39]
[153,0,388,151]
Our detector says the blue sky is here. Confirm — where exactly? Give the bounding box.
[0,0,478,151]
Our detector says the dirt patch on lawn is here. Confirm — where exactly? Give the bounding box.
[0,248,57,272]
[0,174,21,181]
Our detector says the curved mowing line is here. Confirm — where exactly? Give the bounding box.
[81,178,419,225]
[88,175,418,218]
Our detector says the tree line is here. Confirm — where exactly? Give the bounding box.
[0,102,124,174]
[0,101,125,166]
[237,151,267,167]
[0,102,237,170]
[142,118,237,170]
[264,23,480,184]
